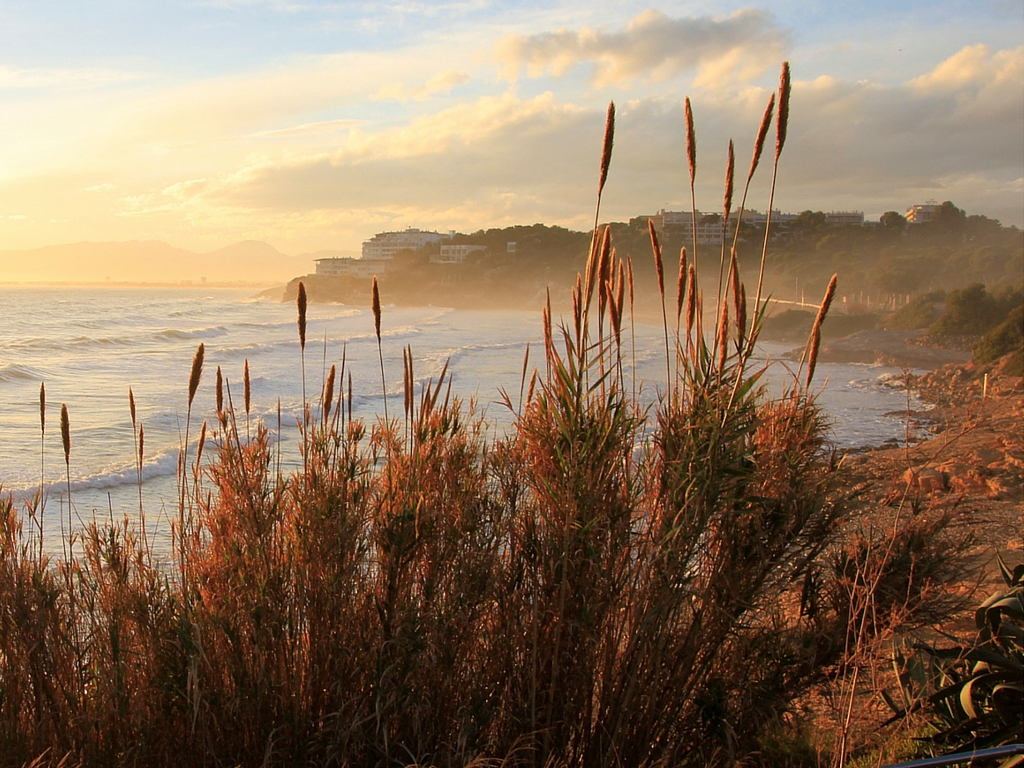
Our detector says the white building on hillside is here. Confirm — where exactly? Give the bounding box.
[905,201,939,224]
[362,228,449,260]
[824,210,865,226]
[649,209,725,245]
[314,257,390,278]
[431,244,486,264]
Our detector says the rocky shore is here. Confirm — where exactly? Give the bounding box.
[790,328,974,368]
[841,353,1023,567]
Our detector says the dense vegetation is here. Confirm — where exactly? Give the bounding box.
[291,200,1022,323]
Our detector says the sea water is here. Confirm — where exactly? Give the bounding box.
[0,286,925,558]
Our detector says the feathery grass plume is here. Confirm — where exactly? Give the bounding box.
[723,139,735,229]
[195,419,207,476]
[814,272,838,330]
[40,381,46,435]
[748,92,775,184]
[804,274,837,387]
[298,281,309,425]
[806,324,822,389]
[526,367,537,407]
[243,358,252,442]
[243,359,251,417]
[729,92,775,278]
[297,281,308,350]
[372,276,382,343]
[129,385,146,537]
[685,96,696,187]
[403,346,412,444]
[325,363,336,424]
[598,101,615,199]
[372,275,389,428]
[685,96,699,268]
[138,422,146,541]
[347,371,353,429]
[592,101,615,256]
[776,61,791,161]
[60,402,70,562]
[215,366,223,416]
[181,341,204,585]
[188,343,204,409]
[676,247,687,325]
[60,404,70,468]
[649,219,664,300]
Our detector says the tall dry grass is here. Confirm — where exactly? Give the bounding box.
[0,64,971,767]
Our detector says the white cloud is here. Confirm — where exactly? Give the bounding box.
[372,70,470,102]
[164,43,1023,239]
[909,44,1022,92]
[492,8,786,88]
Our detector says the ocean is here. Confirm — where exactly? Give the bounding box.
[1,286,924,558]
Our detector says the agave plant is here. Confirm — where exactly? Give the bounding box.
[889,555,1024,765]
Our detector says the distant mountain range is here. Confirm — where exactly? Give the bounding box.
[0,239,330,285]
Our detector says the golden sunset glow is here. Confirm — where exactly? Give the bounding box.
[1,3,1021,283]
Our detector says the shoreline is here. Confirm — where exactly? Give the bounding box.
[840,354,1023,565]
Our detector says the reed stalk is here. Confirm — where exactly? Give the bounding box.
[712,139,735,363]
[372,276,388,430]
[243,358,251,443]
[180,342,204,588]
[627,257,636,404]
[685,96,698,272]
[38,381,45,558]
[649,219,672,398]
[752,62,791,334]
[60,402,70,565]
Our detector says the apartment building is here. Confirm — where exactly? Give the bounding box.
[431,244,486,264]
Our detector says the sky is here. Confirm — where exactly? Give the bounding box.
[0,0,1022,263]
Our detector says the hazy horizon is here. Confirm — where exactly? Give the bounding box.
[1,1,1022,283]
